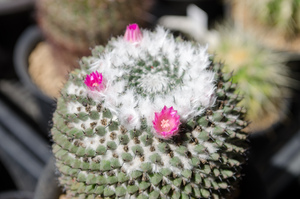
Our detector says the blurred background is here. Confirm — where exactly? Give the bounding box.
[0,0,300,198]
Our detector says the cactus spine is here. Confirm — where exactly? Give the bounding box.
[51,24,248,199]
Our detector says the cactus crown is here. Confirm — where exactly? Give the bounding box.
[52,24,248,199]
[86,26,216,130]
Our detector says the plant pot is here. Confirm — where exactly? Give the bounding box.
[33,156,62,199]
[13,25,56,135]
[0,95,52,191]
[0,159,17,192]
[0,191,33,199]
[243,58,300,199]
[0,0,35,15]
[236,163,268,199]
[249,57,300,156]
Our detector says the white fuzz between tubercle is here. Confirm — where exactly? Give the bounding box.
[86,26,216,131]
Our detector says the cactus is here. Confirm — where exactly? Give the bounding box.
[36,0,154,72]
[208,23,291,133]
[246,0,300,37]
[231,0,300,52]
[51,24,248,199]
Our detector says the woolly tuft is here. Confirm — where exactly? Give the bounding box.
[88,26,216,131]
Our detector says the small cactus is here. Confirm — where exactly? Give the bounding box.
[208,23,291,133]
[36,0,154,71]
[231,0,300,52]
[51,24,248,198]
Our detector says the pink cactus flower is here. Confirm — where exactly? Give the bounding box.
[84,71,105,91]
[124,23,142,43]
[152,106,181,139]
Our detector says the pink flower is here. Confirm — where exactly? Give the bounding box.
[152,106,181,139]
[84,71,105,91]
[124,23,142,43]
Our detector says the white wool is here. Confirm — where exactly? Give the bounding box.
[203,141,218,154]
[67,101,83,113]
[138,97,154,122]
[138,72,170,94]
[83,136,100,151]
[66,83,81,96]
[119,106,141,129]
[83,26,216,134]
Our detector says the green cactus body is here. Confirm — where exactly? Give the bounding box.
[51,26,248,199]
[36,0,154,68]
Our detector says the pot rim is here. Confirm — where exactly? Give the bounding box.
[13,25,54,105]
[0,0,35,15]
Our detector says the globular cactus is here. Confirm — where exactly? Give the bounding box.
[208,24,291,133]
[51,24,248,199]
[231,0,300,52]
[36,0,154,72]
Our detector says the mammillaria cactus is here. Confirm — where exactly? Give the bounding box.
[51,24,248,199]
[30,0,154,99]
[36,0,154,73]
[231,0,300,52]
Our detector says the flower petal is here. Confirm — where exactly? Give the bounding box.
[152,106,181,139]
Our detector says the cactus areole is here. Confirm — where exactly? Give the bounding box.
[51,24,248,199]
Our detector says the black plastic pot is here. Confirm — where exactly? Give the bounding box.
[0,0,35,15]
[0,191,33,199]
[237,163,268,199]
[0,95,52,191]
[13,26,56,136]
[33,156,62,199]
[246,58,300,199]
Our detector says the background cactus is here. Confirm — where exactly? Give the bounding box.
[207,23,292,133]
[230,0,300,52]
[247,0,300,37]
[51,25,248,199]
[30,0,154,99]
[36,0,154,72]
